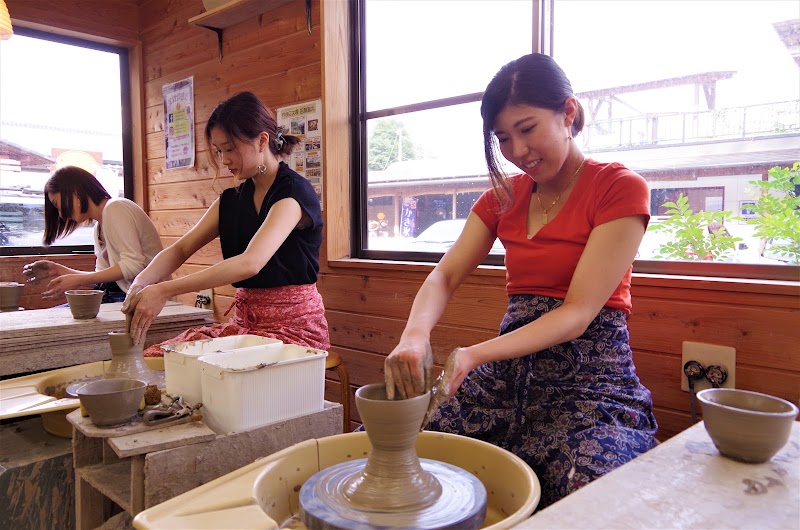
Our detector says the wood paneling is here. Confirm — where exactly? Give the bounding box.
[0,254,96,310]
[8,0,139,44]
[320,0,352,266]
[136,0,798,442]
[11,0,795,447]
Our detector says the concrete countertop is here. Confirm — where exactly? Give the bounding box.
[519,421,799,529]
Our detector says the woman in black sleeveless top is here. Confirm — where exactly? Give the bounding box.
[122,92,329,354]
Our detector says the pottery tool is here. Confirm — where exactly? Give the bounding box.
[143,396,193,426]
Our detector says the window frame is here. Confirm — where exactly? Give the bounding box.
[344,0,798,282]
[0,27,134,257]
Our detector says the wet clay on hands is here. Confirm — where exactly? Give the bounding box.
[385,341,434,400]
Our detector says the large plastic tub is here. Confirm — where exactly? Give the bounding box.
[162,335,283,406]
[198,344,328,434]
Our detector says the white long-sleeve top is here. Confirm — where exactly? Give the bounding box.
[94,198,163,293]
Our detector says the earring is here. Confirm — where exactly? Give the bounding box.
[257,151,267,174]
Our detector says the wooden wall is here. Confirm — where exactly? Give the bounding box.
[5,0,799,442]
[137,0,322,317]
[0,255,96,309]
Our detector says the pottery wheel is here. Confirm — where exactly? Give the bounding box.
[299,458,487,530]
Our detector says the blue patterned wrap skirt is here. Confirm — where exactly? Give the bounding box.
[428,294,658,509]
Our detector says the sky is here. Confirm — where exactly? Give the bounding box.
[0,35,123,159]
[0,1,797,167]
[364,0,800,165]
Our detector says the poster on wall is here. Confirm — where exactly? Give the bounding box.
[276,99,323,208]
[162,77,195,170]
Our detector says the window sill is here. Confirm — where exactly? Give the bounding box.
[326,258,505,278]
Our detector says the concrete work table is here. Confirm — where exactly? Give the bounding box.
[520,421,800,529]
[0,301,213,377]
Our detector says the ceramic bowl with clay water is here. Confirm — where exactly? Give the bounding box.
[65,289,104,319]
[697,388,798,463]
[76,378,147,427]
[0,282,24,311]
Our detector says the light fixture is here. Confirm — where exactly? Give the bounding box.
[0,0,13,40]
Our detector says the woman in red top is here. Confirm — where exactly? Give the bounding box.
[385,53,658,508]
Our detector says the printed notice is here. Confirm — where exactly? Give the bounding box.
[162,77,195,170]
[277,100,323,208]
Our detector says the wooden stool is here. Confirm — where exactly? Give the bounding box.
[325,350,350,433]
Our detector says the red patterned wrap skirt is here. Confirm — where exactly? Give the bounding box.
[144,283,330,357]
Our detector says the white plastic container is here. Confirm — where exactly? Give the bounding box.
[162,335,283,406]
[198,344,328,434]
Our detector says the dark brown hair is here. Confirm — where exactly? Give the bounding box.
[43,166,111,246]
[480,53,585,208]
[204,91,300,173]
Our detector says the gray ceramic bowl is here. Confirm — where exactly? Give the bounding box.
[65,289,104,319]
[0,282,24,311]
[76,378,146,427]
[697,388,798,463]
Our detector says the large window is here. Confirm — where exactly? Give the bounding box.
[0,28,132,255]
[354,0,800,279]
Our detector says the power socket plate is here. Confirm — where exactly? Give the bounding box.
[199,289,214,309]
[681,341,736,392]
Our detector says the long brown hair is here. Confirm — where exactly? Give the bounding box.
[43,166,111,246]
[480,53,585,210]
[204,91,300,175]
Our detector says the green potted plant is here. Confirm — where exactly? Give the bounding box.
[648,193,741,261]
[748,162,800,264]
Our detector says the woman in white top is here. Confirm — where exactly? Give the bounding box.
[23,165,163,303]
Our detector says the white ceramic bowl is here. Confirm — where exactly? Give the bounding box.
[697,388,798,463]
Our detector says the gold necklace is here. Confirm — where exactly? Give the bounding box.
[536,158,586,224]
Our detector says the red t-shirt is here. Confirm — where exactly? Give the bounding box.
[472,159,650,314]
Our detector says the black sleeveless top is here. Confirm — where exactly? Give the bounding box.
[219,162,322,288]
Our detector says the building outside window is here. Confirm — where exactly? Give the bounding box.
[355,0,800,278]
[0,28,131,255]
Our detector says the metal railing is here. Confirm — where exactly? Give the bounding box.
[584,100,800,150]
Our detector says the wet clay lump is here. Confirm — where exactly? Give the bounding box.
[105,331,160,385]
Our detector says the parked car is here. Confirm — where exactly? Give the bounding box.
[369,219,504,254]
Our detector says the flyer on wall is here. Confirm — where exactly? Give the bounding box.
[276,99,323,208]
[162,77,195,170]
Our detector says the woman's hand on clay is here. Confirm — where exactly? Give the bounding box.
[41,274,87,299]
[385,339,434,400]
[419,347,473,428]
[22,260,60,285]
[125,284,168,345]
[433,347,473,399]
[120,282,146,314]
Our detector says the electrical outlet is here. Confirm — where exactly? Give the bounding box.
[681,341,735,392]
[197,289,213,310]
